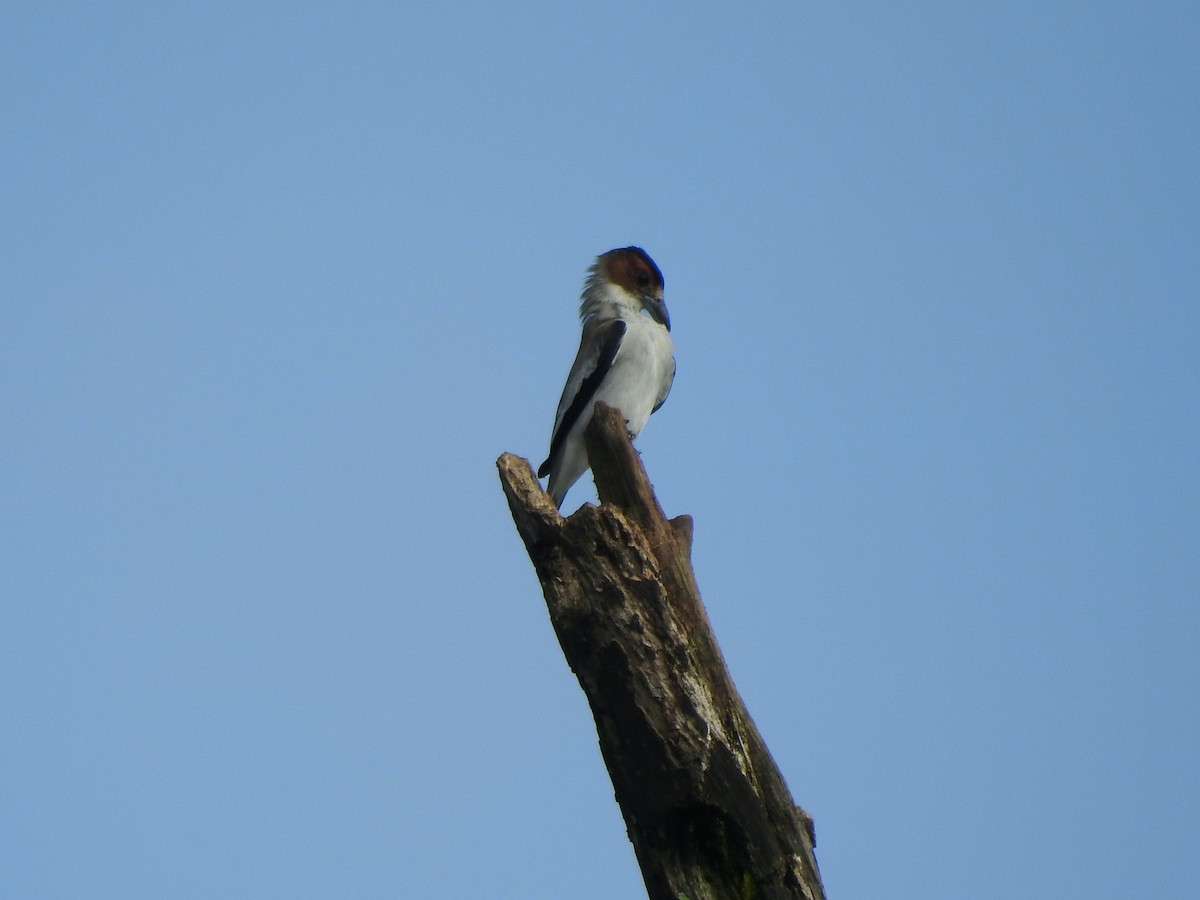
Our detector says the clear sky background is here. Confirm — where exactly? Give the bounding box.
[3,3,1197,898]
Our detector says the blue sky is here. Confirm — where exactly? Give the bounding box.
[3,3,1197,897]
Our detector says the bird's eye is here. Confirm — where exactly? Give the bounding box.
[636,272,651,288]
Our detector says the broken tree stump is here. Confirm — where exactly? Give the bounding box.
[497,403,824,900]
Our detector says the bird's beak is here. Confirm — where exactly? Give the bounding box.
[642,296,671,331]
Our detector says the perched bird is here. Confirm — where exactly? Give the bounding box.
[539,247,676,508]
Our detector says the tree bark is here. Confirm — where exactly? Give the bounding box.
[497,404,825,900]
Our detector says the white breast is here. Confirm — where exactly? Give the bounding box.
[591,314,674,438]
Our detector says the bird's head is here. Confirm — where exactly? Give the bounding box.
[581,247,670,330]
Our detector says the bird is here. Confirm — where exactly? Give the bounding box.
[539,247,676,508]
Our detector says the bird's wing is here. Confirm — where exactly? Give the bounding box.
[538,318,627,477]
[651,355,676,414]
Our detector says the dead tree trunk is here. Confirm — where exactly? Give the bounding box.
[497,404,825,900]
